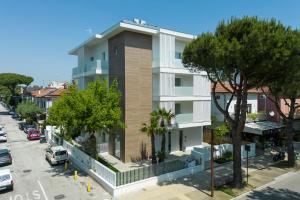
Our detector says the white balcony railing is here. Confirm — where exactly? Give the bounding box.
[72,60,108,78]
[175,113,193,123]
[174,59,184,68]
[175,86,193,96]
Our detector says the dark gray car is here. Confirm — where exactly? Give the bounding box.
[0,149,12,166]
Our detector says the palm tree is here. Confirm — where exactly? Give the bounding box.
[141,115,160,164]
[152,108,175,157]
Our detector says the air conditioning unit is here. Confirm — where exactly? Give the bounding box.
[133,18,140,24]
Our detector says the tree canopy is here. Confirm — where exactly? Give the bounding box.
[0,73,33,96]
[183,16,292,188]
[16,101,42,124]
[262,29,300,166]
[47,80,124,139]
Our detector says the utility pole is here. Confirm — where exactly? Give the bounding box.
[211,128,214,197]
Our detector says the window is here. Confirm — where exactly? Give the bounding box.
[113,47,118,55]
[234,104,252,113]
[247,104,252,113]
[175,78,182,87]
[102,52,106,61]
[90,57,94,62]
[175,103,181,115]
[175,52,182,59]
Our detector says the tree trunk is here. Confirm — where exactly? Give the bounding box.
[286,118,295,166]
[232,127,242,188]
[161,133,166,153]
[151,133,156,164]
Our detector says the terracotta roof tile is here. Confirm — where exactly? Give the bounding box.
[213,83,268,94]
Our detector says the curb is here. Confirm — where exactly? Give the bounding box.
[231,171,297,200]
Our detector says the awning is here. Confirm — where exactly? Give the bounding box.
[244,121,285,135]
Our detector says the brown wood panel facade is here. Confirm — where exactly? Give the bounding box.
[108,31,152,162]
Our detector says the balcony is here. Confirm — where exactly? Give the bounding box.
[175,113,193,123]
[174,59,184,68]
[175,86,193,96]
[72,60,108,78]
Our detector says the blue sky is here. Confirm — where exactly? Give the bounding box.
[0,0,299,86]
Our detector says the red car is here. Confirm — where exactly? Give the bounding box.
[27,129,40,140]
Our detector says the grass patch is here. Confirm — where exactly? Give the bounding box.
[218,185,237,197]
[96,156,119,172]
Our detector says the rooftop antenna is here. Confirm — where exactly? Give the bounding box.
[85,28,93,35]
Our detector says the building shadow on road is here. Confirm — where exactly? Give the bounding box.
[44,162,88,178]
[244,187,300,200]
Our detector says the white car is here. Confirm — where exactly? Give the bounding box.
[0,169,13,191]
[0,133,7,142]
[45,146,68,165]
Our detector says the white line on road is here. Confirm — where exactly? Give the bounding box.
[37,180,49,200]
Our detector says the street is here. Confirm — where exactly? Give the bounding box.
[236,171,300,200]
[0,105,110,200]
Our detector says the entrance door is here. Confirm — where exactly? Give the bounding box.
[168,132,171,152]
[179,130,183,151]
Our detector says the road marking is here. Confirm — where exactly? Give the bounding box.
[37,180,49,200]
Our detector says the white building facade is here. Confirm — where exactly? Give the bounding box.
[69,19,211,162]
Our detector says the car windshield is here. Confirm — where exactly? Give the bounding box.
[0,149,9,155]
[0,174,10,182]
[0,133,5,136]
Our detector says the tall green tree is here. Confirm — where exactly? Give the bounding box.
[262,29,300,166]
[183,17,289,188]
[47,80,124,157]
[16,102,41,124]
[0,73,33,96]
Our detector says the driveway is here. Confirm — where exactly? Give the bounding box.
[0,105,111,200]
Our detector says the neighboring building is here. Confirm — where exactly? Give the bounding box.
[48,81,67,89]
[30,87,67,114]
[211,83,263,122]
[69,19,211,163]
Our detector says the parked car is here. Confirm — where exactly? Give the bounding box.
[45,146,68,165]
[8,110,15,115]
[0,125,4,130]
[0,169,13,191]
[11,113,19,119]
[0,149,12,166]
[24,125,36,134]
[27,130,40,140]
[0,133,7,142]
[39,134,47,143]
[18,122,27,130]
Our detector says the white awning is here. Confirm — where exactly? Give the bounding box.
[244,121,285,135]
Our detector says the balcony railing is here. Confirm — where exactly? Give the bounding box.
[175,113,193,123]
[175,86,193,96]
[72,66,81,77]
[72,60,108,77]
[174,59,184,68]
[84,60,108,74]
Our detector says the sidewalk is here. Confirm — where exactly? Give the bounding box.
[118,150,299,200]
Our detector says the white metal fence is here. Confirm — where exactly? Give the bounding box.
[62,140,117,186]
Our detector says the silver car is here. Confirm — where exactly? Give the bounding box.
[45,146,68,165]
[0,169,13,191]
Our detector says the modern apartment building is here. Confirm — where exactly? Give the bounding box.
[69,19,211,163]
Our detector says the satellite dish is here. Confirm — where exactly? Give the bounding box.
[269,111,275,117]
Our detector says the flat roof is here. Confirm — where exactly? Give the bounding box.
[244,121,284,135]
[69,19,196,55]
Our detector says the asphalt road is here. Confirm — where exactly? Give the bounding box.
[0,105,111,200]
[235,171,300,200]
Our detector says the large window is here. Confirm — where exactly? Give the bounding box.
[175,52,182,59]
[175,78,182,87]
[175,103,181,115]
